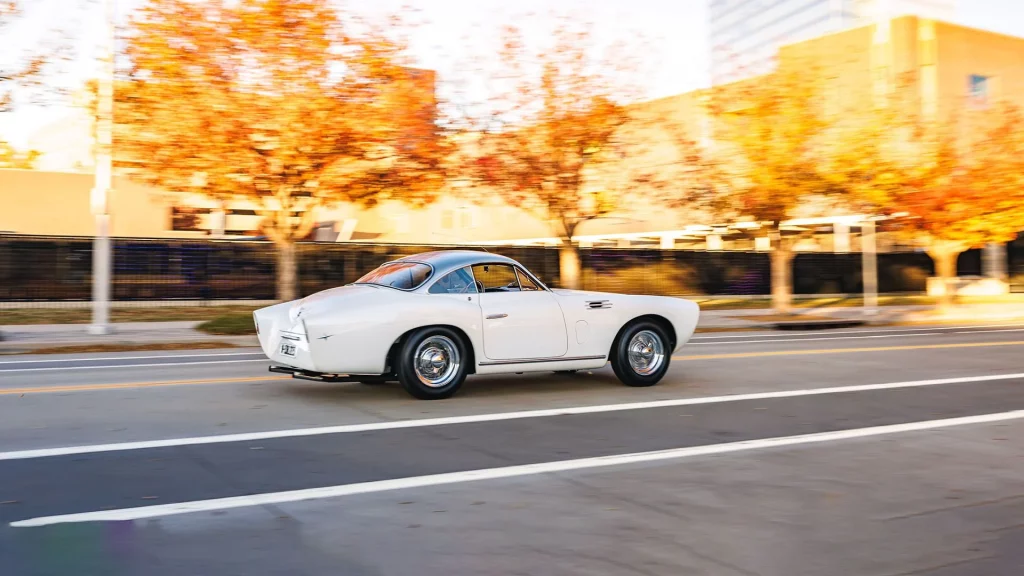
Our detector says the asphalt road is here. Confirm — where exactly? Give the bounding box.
[1,322,1024,575]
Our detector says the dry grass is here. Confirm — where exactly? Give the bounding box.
[197,313,257,335]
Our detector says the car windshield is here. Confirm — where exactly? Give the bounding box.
[354,262,432,290]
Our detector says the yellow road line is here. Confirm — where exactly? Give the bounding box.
[0,375,290,396]
[674,340,1024,361]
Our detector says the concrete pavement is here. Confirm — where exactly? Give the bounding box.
[2,322,1024,575]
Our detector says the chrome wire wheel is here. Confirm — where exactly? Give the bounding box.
[627,329,665,376]
[413,335,460,388]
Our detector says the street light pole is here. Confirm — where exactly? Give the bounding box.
[89,0,115,335]
[862,219,878,316]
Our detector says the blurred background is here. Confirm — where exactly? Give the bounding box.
[1,0,1023,323]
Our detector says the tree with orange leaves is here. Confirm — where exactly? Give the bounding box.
[458,15,666,289]
[854,95,1024,304]
[705,61,842,312]
[0,140,38,169]
[116,0,446,300]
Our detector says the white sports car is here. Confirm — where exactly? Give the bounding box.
[254,250,700,399]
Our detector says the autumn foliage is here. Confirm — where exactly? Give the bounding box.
[848,80,1024,296]
[457,16,663,288]
[116,0,446,299]
[704,61,840,311]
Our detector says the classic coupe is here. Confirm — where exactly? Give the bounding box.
[254,250,700,399]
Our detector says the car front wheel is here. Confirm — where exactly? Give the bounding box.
[610,321,671,387]
[396,327,468,400]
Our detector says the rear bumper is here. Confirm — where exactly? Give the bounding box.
[254,302,318,371]
[268,365,370,383]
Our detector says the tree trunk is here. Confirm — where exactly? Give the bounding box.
[927,247,960,309]
[276,241,298,302]
[770,242,795,314]
[559,243,581,290]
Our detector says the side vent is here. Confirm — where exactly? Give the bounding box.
[586,300,612,310]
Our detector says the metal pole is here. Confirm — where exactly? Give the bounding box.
[89,0,115,335]
[862,219,878,316]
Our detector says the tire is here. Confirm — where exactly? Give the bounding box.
[396,327,469,400]
[610,320,672,387]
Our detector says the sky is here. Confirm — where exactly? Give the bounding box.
[1,0,1022,148]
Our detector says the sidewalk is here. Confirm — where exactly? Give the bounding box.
[698,302,1024,330]
[5,303,1024,353]
[0,321,259,353]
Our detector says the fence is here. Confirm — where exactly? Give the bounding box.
[0,234,1019,302]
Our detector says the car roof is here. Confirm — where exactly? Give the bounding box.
[391,250,520,272]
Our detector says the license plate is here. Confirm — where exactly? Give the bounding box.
[280,343,296,357]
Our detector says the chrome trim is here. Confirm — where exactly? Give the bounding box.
[413,335,461,388]
[514,265,550,292]
[586,300,612,309]
[280,334,301,341]
[485,313,508,319]
[627,330,666,376]
[478,355,605,367]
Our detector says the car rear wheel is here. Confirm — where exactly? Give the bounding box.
[396,327,468,400]
[610,321,671,387]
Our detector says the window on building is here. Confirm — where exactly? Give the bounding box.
[170,207,209,232]
[969,74,990,108]
[440,207,477,230]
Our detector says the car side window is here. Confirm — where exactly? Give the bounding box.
[515,267,541,291]
[471,264,521,293]
[428,267,478,294]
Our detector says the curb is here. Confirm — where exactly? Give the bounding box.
[768,319,867,331]
[0,334,260,354]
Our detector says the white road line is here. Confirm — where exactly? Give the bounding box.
[4,372,1023,461]
[0,352,265,365]
[690,323,1024,340]
[689,332,942,345]
[12,409,1024,528]
[0,359,269,373]
[954,328,1024,335]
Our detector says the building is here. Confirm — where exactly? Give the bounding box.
[4,15,1021,254]
[710,0,956,84]
[778,14,1024,119]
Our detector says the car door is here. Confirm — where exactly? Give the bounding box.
[471,263,568,361]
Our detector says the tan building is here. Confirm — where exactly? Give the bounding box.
[5,16,1022,250]
[779,15,1024,117]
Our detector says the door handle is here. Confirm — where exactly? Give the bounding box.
[486,313,508,319]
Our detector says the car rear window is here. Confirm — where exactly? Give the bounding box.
[354,262,432,290]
